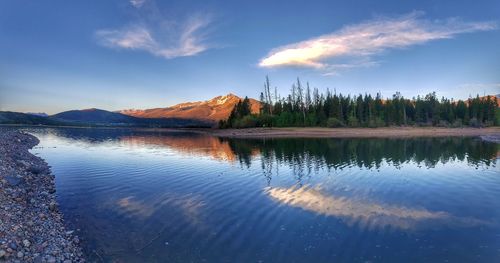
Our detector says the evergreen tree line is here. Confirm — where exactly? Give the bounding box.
[220,76,499,128]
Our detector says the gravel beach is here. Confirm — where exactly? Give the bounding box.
[0,129,84,262]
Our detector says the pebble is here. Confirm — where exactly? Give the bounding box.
[9,242,17,250]
[0,130,84,262]
[49,202,57,211]
[23,239,31,248]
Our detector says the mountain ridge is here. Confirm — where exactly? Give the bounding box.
[52,108,136,124]
[119,93,261,121]
[50,108,211,127]
[2,93,497,128]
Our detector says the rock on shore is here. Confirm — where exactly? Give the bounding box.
[0,129,84,262]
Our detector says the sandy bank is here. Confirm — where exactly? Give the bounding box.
[202,127,500,139]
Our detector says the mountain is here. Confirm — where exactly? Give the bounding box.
[52,108,137,124]
[120,94,261,121]
[26,112,49,117]
[466,95,500,107]
[0,111,67,126]
[493,95,500,106]
[51,108,211,127]
[478,95,500,105]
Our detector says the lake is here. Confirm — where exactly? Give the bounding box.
[24,127,500,262]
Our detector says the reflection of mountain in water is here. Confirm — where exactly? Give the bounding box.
[27,128,240,162]
[120,135,238,161]
[120,136,498,172]
[27,128,498,170]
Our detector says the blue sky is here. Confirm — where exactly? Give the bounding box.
[1,0,499,114]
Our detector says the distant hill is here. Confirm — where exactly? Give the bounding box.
[0,109,212,128]
[0,111,67,126]
[52,108,137,124]
[26,112,49,117]
[51,108,211,127]
[120,94,261,121]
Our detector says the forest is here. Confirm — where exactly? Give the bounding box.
[220,76,499,128]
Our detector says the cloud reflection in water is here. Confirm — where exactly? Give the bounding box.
[266,185,489,230]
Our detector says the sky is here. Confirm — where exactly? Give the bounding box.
[1,0,499,114]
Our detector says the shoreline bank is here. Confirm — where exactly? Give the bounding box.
[201,127,500,139]
[0,130,84,262]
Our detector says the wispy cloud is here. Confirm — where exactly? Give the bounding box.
[97,26,155,50]
[456,83,500,96]
[259,11,496,74]
[130,0,146,8]
[96,9,214,59]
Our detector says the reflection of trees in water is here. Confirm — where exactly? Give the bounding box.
[225,137,498,184]
[26,127,498,184]
[26,128,498,169]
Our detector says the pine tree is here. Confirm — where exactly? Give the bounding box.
[225,76,498,128]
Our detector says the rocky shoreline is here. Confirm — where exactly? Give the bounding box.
[0,130,84,262]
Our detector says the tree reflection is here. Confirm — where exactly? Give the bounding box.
[225,137,498,184]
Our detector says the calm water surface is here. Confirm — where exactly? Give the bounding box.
[23,128,500,262]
